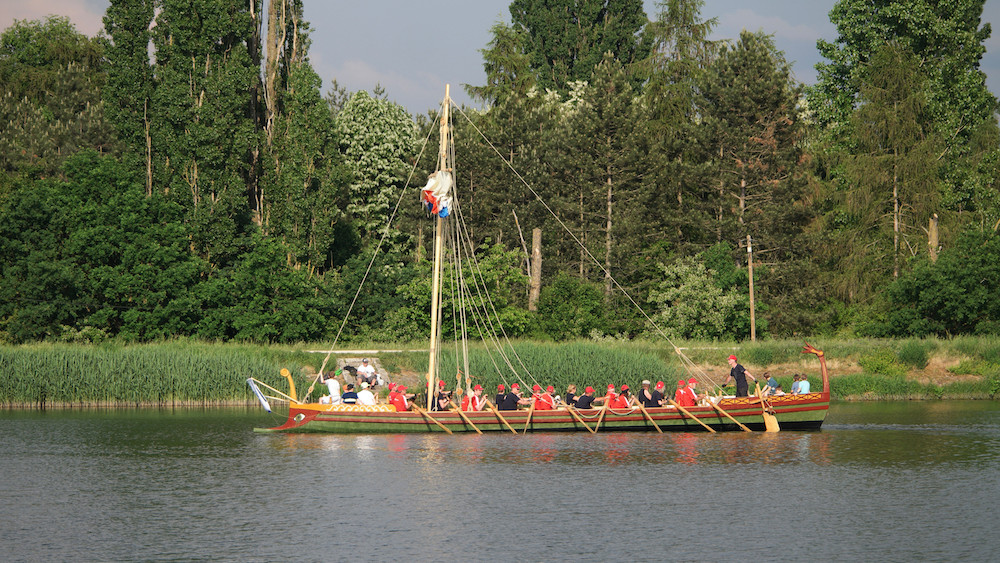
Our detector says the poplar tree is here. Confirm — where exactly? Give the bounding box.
[509,0,651,94]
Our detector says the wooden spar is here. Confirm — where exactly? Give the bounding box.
[668,399,716,433]
[748,234,756,341]
[756,382,780,432]
[449,398,483,434]
[427,85,451,410]
[636,402,662,433]
[564,405,595,434]
[521,398,536,434]
[593,402,609,432]
[484,399,518,434]
[412,404,453,434]
[710,401,752,432]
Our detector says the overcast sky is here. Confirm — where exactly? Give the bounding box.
[4,0,1000,115]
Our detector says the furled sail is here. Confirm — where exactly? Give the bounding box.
[421,170,453,217]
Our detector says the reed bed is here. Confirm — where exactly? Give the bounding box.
[3,337,999,407]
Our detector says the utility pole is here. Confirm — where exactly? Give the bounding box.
[747,234,756,341]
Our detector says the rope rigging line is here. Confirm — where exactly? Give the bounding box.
[453,104,708,381]
[310,113,439,389]
[450,195,539,389]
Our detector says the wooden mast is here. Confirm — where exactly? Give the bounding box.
[427,85,451,409]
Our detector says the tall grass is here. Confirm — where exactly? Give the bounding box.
[4,336,1000,406]
[0,342,294,407]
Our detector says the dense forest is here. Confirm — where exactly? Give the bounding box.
[1,0,998,345]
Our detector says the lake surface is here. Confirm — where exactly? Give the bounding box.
[1,401,998,562]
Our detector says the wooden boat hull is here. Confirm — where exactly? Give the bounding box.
[254,392,829,434]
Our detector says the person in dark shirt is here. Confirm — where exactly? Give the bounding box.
[722,354,756,398]
[638,380,655,407]
[495,384,506,407]
[649,381,665,407]
[573,386,596,409]
[564,384,578,407]
[341,383,358,404]
[498,383,530,410]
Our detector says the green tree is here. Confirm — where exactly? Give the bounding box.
[838,43,940,300]
[103,0,155,193]
[0,17,113,194]
[647,254,753,340]
[536,272,606,340]
[509,0,651,94]
[333,90,417,244]
[149,0,258,269]
[885,229,1000,336]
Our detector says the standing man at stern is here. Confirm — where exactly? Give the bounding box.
[722,355,756,398]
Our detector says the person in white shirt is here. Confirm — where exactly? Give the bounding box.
[356,381,377,406]
[323,371,342,405]
[356,358,376,385]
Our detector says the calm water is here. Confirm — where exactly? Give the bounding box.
[1,402,998,562]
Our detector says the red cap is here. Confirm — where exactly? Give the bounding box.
[546,385,554,393]
[498,384,505,391]
[398,385,407,391]
[687,378,697,384]
[677,379,686,386]
[621,384,629,391]
[728,355,738,361]
[607,384,615,390]
[585,386,595,394]
[473,384,482,391]
[655,381,664,389]
[387,382,397,390]
[532,384,541,392]
[438,380,446,387]
[511,383,520,390]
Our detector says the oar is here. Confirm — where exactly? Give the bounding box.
[412,404,453,434]
[593,401,609,432]
[565,405,595,434]
[710,400,752,432]
[449,398,483,435]
[668,399,716,433]
[755,383,780,433]
[636,401,662,433]
[521,399,536,434]
[484,399,517,434]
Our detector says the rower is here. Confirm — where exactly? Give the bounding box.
[574,386,596,409]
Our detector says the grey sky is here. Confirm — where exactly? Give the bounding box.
[3,0,1000,114]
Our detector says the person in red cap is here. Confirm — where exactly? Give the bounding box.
[462,384,485,411]
[574,386,597,409]
[675,379,695,407]
[389,384,410,411]
[533,384,555,410]
[433,379,451,411]
[685,378,704,405]
[498,382,530,410]
[495,384,506,407]
[649,381,666,407]
[722,354,755,397]
[612,384,634,408]
[594,384,617,408]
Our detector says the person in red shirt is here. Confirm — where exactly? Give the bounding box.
[612,384,634,408]
[685,378,703,405]
[389,385,410,411]
[675,379,696,407]
[595,384,616,407]
[462,384,486,411]
[530,384,554,410]
[538,385,556,410]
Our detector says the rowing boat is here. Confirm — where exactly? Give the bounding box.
[251,86,831,434]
